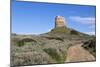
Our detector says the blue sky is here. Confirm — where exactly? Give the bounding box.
[12,0,96,35]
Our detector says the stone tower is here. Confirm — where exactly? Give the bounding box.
[55,16,66,28]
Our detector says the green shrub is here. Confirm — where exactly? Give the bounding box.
[43,48,63,63]
[70,30,79,35]
[82,38,96,57]
[21,38,37,43]
[16,38,37,47]
[45,37,64,41]
[17,41,24,47]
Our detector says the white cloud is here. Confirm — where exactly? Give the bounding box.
[69,16,96,35]
[69,16,95,24]
[84,31,95,35]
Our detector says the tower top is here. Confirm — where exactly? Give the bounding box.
[55,16,66,28]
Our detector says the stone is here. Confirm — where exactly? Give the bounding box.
[55,16,66,28]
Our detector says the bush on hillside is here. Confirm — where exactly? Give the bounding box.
[82,38,96,57]
[16,38,37,47]
[43,48,64,63]
[70,30,79,35]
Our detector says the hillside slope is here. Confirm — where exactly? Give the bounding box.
[11,27,95,66]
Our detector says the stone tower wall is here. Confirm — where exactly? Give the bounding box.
[55,16,66,28]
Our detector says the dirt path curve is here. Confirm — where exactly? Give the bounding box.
[65,43,95,62]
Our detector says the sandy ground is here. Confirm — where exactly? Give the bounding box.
[65,43,95,62]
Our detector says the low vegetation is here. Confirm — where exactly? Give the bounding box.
[70,29,79,35]
[11,34,71,66]
[11,27,95,66]
[17,38,37,47]
[43,48,63,63]
[50,26,68,33]
[44,36,64,41]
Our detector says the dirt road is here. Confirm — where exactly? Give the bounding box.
[65,43,95,62]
